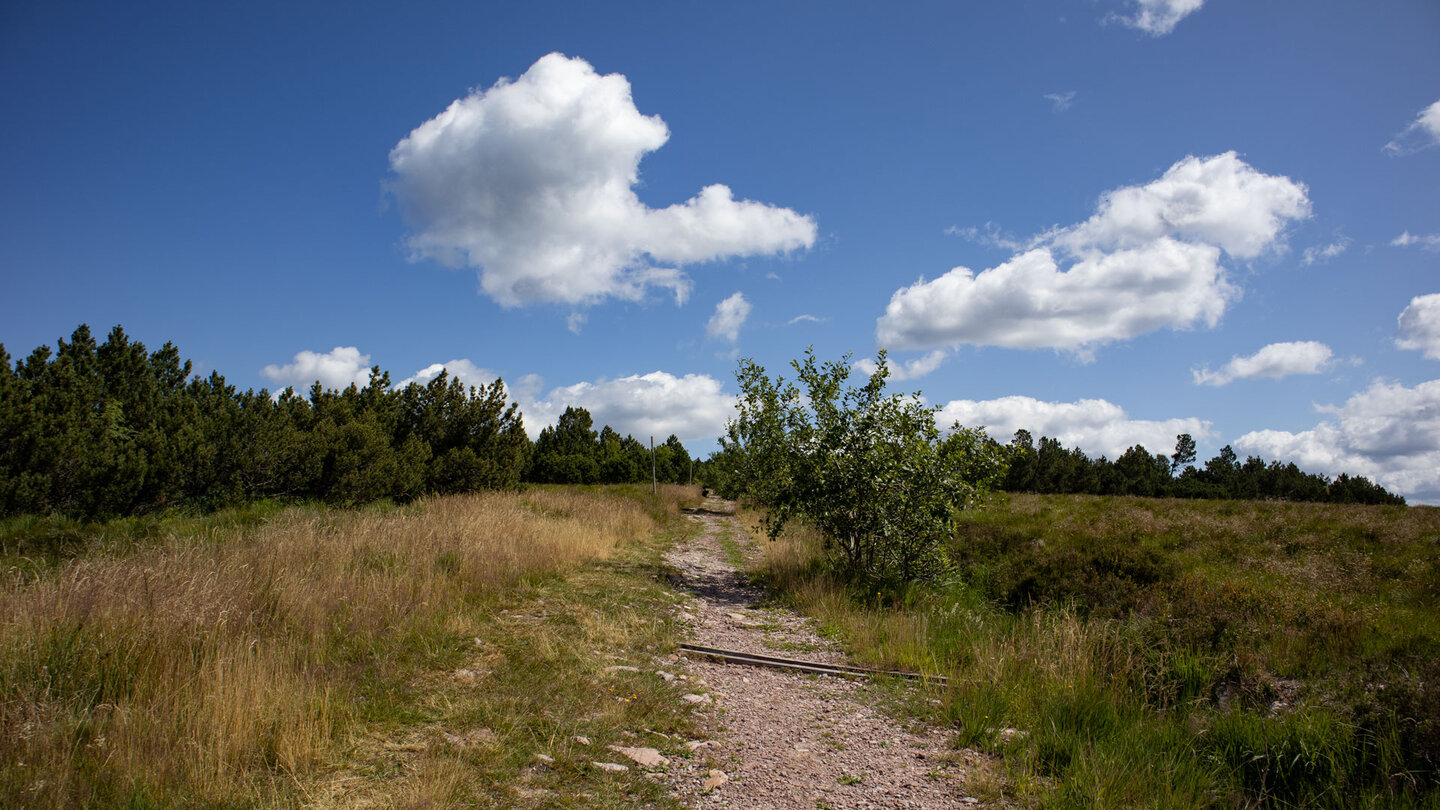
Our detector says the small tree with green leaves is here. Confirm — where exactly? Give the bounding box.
[721,349,1006,583]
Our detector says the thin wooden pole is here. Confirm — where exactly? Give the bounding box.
[650,435,657,495]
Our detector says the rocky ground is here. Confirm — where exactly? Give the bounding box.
[662,496,989,809]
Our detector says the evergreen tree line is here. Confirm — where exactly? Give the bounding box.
[1000,429,1405,505]
[0,325,690,520]
[528,405,694,486]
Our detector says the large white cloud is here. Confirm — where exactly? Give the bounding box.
[936,395,1212,459]
[261,347,373,392]
[877,153,1310,358]
[1234,379,1440,504]
[1192,341,1334,386]
[706,292,752,343]
[1383,99,1440,157]
[519,371,735,444]
[1112,0,1205,36]
[388,53,816,309]
[1397,294,1440,360]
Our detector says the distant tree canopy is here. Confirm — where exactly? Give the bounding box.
[0,324,692,521]
[0,325,530,519]
[997,430,1404,505]
[527,406,692,486]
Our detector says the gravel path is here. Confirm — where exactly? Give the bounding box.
[665,497,985,809]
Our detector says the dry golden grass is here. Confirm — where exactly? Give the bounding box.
[1,486,694,808]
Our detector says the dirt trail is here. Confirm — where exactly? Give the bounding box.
[665,496,984,809]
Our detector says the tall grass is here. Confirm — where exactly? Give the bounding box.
[1,485,695,808]
[743,495,1440,808]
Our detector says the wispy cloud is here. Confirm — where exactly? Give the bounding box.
[1392,231,1440,250]
[1383,99,1440,156]
[945,221,1028,252]
[1301,236,1350,265]
[1043,91,1077,112]
[787,314,823,326]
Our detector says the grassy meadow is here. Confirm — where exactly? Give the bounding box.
[747,494,1440,808]
[1,484,705,809]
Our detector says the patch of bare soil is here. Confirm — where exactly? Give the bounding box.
[665,497,992,809]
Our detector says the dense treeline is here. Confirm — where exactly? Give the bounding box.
[1000,429,1404,505]
[0,325,690,520]
[527,405,693,486]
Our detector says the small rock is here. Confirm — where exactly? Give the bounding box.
[607,745,669,768]
[592,761,629,773]
[656,670,675,681]
[605,665,641,673]
[681,693,712,705]
[442,727,498,748]
[573,735,591,746]
[685,740,712,751]
[997,727,1029,744]
[453,668,483,684]
[535,753,555,764]
[702,769,729,790]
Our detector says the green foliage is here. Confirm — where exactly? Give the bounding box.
[526,407,693,487]
[0,325,532,520]
[998,431,1405,505]
[720,349,1006,583]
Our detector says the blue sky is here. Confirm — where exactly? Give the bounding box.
[3,1,1440,500]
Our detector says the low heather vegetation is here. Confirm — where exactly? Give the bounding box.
[748,495,1440,808]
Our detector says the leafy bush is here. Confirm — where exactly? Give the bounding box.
[720,349,1006,583]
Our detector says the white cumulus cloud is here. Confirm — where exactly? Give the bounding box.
[394,359,500,391]
[1234,378,1440,504]
[1383,99,1440,156]
[388,53,817,309]
[1397,293,1440,360]
[1192,341,1334,386]
[936,395,1212,459]
[706,292,753,343]
[261,347,373,392]
[519,371,735,444]
[877,153,1310,358]
[1112,0,1205,35]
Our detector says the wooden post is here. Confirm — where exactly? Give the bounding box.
[650,435,657,495]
